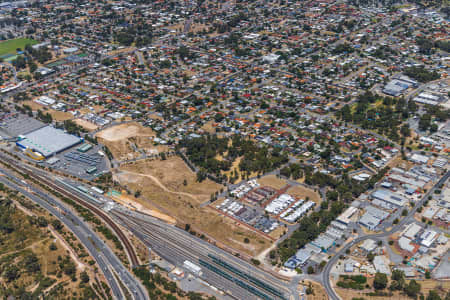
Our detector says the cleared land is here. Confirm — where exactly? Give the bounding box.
[96,122,157,160]
[96,122,154,142]
[287,185,321,204]
[257,174,289,189]
[74,118,98,131]
[47,109,73,122]
[0,38,38,57]
[117,156,273,256]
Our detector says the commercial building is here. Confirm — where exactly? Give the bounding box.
[373,255,391,275]
[336,206,358,225]
[413,93,441,106]
[360,239,377,252]
[409,153,430,164]
[16,126,83,158]
[382,76,417,97]
[398,236,416,253]
[358,205,389,231]
[284,248,312,269]
[311,235,335,252]
[402,223,422,239]
[420,230,438,247]
[77,143,93,153]
[371,189,407,207]
[183,260,202,276]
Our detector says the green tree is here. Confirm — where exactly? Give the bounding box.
[427,291,441,300]
[373,272,387,290]
[80,271,90,283]
[404,280,421,298]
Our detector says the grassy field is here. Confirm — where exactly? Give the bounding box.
[0,38,38,57]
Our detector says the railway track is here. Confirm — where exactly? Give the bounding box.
[0,152,139,267]
[113,210,291,300]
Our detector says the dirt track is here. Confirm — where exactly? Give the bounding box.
[117,170,199,201]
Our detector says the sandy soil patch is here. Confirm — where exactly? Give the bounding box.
[74,118,99,131]
[96,122,155,142]
[96,123,156,160]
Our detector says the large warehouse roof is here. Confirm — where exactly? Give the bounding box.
[17,126,82,157]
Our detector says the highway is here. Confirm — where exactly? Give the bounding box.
[322,170,450,300]
[0,165,148,300]
[111,207,297,300]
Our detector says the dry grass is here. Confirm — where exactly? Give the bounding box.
[23,100,44,111]
[301,280,328,300]
[287,185,321,204]
[335,279,450,300]
[222,156,258,183]
[106,46,136,56]
[116,157,273,256]
[269,224,287,239]
[74,118,98,131]
[47,109,73,122]
[257,175,288,189]
[120,156,220,202]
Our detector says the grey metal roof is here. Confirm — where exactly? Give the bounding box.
[17,126,82,157]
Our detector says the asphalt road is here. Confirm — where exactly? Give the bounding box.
[322,170,450,300]
[0,166,148,300]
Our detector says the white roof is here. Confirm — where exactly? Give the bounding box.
[373,256,391,275]
[420,230,438,247]
[398,237,415,252]
[337,206,358,224]
[402,223,422,239]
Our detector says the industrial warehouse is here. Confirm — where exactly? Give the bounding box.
[16,125,83,158]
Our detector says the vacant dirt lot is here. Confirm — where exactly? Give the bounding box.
[96,122,155,142]
[257,175,288,189]
[96,122,156,160]
[74,118,98,131]
[121,156,219,202]
[117,157,273,256]
[48,109,73,122]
